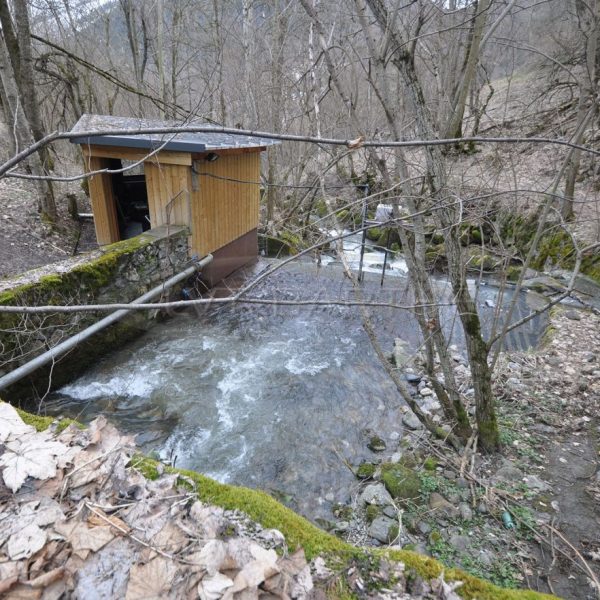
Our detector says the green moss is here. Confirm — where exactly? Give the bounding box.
[280,231,302,254]
[367,436,386,452]
[0,235,152,307]
[9,405,555,600]
[423,457,438,472]
[9,405,80,434]
[506,266,522,282]
[380,463,421,502]
[365,504,381,524]
[366,227,381,242]
[314,199,328,218]
[356,462,377,480]
[470,253,497,271]
[332,504,354,521]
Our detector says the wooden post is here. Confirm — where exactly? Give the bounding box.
[86,155,120,245]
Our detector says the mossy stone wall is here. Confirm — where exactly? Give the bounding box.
[0,226,190,404]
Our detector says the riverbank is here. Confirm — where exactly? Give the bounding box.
[0,401,555,599]
[329,304,600,598]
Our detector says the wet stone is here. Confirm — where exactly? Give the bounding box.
[493,460,523,483]
[477,501,489,514]
[523,474,551,492]
[367,436,387,452]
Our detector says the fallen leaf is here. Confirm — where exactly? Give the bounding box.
[3,584,42,599]
[0,404,35,442]
[194,539,229,575]
[87,507,130,535]
[23,567,65,588]
[7,523,47,560]
[198,572,234,600]
[54,521,114,559]
[1,433,69,492]
[125,557,178,600]
[0,562,22,594]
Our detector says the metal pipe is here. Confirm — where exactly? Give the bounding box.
[0,254,213,392]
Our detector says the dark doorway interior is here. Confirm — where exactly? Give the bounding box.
[109,159,151,239]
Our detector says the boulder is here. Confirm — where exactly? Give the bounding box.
[402,412,423,430]
[359,483,393,507]
[381,464,421,503]
[368,516,398,544]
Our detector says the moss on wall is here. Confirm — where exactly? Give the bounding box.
[0,230,189,403]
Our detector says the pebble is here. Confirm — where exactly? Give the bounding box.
[459,502,473,521]
[402,412,423,430]
[477,501,489,514]
[565,310,581,321]
[456,477,469,489]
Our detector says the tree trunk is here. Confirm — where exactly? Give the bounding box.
[443,0,490,141]
[0,0,55,219]
[562,0,598,221]
[365,0,500,451]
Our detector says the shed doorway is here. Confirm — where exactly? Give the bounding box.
[108,159,151,240]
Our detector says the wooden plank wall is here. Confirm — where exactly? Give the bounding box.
[86,156,120,245]
[190,152,260,256]
[144,162,191,228]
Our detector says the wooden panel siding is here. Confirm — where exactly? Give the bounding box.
[144,162,191,228]
[190,152,260,256]
[86,156,119,245]
[83,145,192,166]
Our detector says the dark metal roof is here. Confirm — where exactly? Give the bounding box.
[69,114,279,153]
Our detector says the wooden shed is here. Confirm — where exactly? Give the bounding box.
[70,114,277,284]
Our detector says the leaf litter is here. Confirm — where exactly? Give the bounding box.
[0,404,462,599]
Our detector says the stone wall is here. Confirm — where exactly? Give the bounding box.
[0,226,190,403]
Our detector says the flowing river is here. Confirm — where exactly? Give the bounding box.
[45,235,547,520]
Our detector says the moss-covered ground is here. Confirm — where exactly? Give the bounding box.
[11,406,556,600]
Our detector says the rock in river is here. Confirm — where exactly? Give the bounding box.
[367,436,387,452]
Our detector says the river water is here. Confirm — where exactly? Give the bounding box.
[45,235,547,520]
